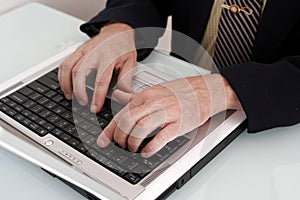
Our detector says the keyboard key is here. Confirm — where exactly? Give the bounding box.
[29,92,42,100]
[28,82,49,94]
[57,89,64,95]
[67,138,80,148]
[77,108,90,118]
[9,92,28,104]
[44,90,57,98]
[59,133,71,142]
[19,87,34,96]
[21,117,32,127]
[1,105,17,116]
[3,99,16,107]
[37,76,60,90]
[85,114,98,124]
[82,135,97,145]
[78,121,93,130]
[87,126,102,136]
[45,101,58,109]
[1,97,10,104]
[77,129,88,138]
[113,165,127,176]
[122,159,140,171]
[98,118,109,128]
[72,105,82,113]
[42,122,55,131]
[124,173,141,184]
[23,100,37,108]
[76,143,87,153]
[59,100,72,109]
[32,105,44,113]
[28,122,40,131]
[53,106,66,115]
[14,114,25,122]
[99,109,113,120]
[142,158,160,170]
[73,115,84,124]
[111,153,128,164]
[57,119,70,129]
[52,94,64,103]
[28,114,39,121]
[104,160,118,170]
[135,165,151,176]
[39,110,53,118]
[60,111,73,120]
[45,71,58,81]
[48,114,61,123]
[14,105,24,112]
[0,103,10,113]
[51,128,64,137]
[21,109,32,117]
[37,97,50,105]
[95,154,108,163]
[64,125,76,134]
[102,147,118,158]
[36,127,48,136]
[86,148,99,158]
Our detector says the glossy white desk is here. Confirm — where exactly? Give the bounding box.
[1,3,300,200]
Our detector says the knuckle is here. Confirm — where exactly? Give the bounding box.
[156,132,170,142]
[72,67,80,76]
[118,117,131,130]
[141,89,152,98]
[113,132,126,146]
[136,119,149,129]
[127,138,140,150]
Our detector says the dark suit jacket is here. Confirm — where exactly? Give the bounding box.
[80,0,300,132]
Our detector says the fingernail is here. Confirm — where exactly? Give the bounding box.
[91,105,97,113]
[141,150,152,158]
[65,93,71,99]
[78,99,86,105]
[97,137,106,147]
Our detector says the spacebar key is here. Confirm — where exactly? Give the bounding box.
[124,173,141,184]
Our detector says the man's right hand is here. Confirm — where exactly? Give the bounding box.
[58,23,137,113]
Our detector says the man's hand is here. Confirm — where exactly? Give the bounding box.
[97,74,242,157]
[58,23,137,112]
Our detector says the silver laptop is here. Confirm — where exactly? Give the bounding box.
[0,44,246,200]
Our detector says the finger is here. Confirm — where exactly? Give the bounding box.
[127,110,168,152]
[141,124,178,158]
[59,50,84,99]
[112,89,133,105]
[113,100,154,139]
[117,57,136,93]
[90,64,114,113]
[97,118,117,148]
[113,123,129,149]
[72,57,91,105]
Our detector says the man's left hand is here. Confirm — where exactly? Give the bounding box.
[97,74,242,157]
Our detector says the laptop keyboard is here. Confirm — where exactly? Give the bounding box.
[0,68,189,184]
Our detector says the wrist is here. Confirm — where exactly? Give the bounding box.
[188,74,242,117]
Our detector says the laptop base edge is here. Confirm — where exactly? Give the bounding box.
[41,121,246,200]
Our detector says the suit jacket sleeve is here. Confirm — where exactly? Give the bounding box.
[80,0,170,37]
[220,56,300,132]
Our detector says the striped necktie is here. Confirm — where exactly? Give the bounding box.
[213,0,263,68]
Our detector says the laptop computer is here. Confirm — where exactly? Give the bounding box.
[0,43,246,200]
